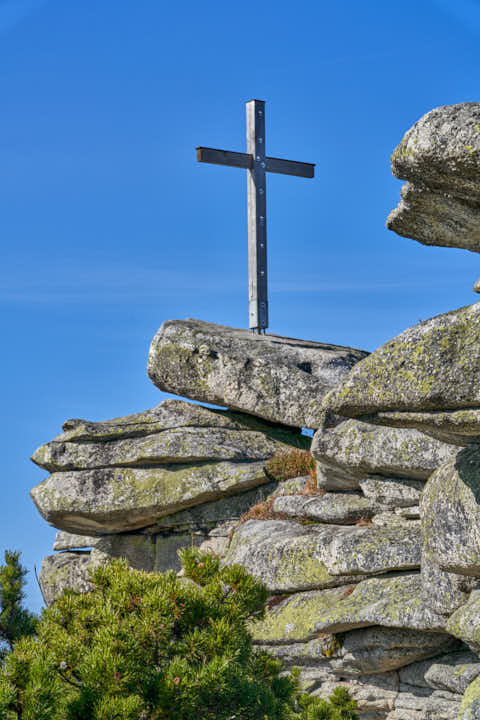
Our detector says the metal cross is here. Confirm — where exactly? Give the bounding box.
[196,99,315,333]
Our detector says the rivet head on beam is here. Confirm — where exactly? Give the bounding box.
[259,188,264,195]
[258,138,263,143]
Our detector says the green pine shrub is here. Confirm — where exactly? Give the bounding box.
[0,548,358,720]
[0,551,37,663]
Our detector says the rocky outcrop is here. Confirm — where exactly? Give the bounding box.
[30,399,305,535]
[147,319,368,428]
[323,302,480,445]
[387,103,480,253]
[311,418,456,490]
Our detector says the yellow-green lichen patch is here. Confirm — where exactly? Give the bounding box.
[459,676,480,719]
[250,586,351,644]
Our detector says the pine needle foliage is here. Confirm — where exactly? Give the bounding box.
[0,548,358,720]
[0,551,37,663]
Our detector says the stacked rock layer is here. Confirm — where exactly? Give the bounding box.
[30,104,480,720]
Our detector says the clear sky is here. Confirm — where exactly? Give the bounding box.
[2,0,480,612]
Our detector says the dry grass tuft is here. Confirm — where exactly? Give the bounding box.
[297,468,325,496]
[265,449,316,484]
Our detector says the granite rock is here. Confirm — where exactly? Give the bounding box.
[460,676,480,720]
[446,590,480,652]
[252,573,447,641]
[147,319,368,428]
[32,399,306,472]
[30,460,270,534]
[323,302,480,431]
[39,552,92,606]
[387,103,480,253]
[312,418,455,491]
[421,446,480,577]
[224,520,359,593]
[272,493,377,524]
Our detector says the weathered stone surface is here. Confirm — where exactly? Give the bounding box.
[387,103,480,253]
[363,408,480,447]
[421,548,475,616]
[312,573,447,633]
[197,535,230,557]
[399,650,480,694]
[224,520,358,593]
[422,446,480,577]
[460,676,480,719]
[321,525,421,576]
[39,552,92,606]
[446,590,480,652]
[312,419,455,491]
[323,303,480,430]
[269,628,457,677]
[252,573,447,641]
[359,477,423,508]
[388,685,462,720]
[90,535,156,571]
[145,481,277,533]
[372,512,420,528]
[147,319,368,428]
[32,399,306,472]
[225,519,419,593]
[272,493,377,524]
[53,531,97,551]
[30,460,270,534]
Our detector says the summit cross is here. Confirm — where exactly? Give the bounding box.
[196,99,315,333]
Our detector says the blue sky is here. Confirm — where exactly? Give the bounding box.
[2,0,480,612]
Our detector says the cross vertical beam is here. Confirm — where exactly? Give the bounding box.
[196,100,315,334]
[246,100,268,332]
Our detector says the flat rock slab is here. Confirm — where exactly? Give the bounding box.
[31,460,270,534]
[224,519,359,593]
[225,519,420,592]
[323,302,480,430]
[148,481,276,533]
[387,103,480,253]
[322,524,421,576]
[359,477,423,508]
[422,446,480,577]
[268,627,457,676]
[399,651,480,696]
[252,572,446,642]
[32,399,306,472]
[311,418,455,491]
[272,493,377,524]
[446,590,480,652]
[39,552,92,606]
[53,531,97,550]
[147,319,368,428]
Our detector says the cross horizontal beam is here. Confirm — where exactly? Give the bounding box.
[196,146,315,179]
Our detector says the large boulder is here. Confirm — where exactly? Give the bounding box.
[311,418,456,490]
[223,520,358,593]
[39,552,92,606]
[387,103,480,253]
[224,519,421,593]
[460,676,480,720]
[30,399,306,535]
[31,399,307,472]
[323,303,480,446]
[446,590,480,652]
[147,319,368,428]
[30,460,270,534]
[268,627,458,676]
[421,447,480,577]
[252,573,448,640]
